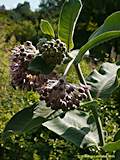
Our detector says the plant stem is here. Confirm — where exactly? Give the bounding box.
[63,58,74,78]
[74,64,92,100]
[74,64,105,147]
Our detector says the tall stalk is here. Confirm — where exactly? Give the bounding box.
[74,64,105,147]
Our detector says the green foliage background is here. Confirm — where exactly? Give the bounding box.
[0,0,120,159]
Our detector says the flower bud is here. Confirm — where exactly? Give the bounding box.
[37,38,67,66]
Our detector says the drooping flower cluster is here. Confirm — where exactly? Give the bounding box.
[10,40,88,111]
[10,41,58,90]
[37,38,67,66]
[40,78,88,111]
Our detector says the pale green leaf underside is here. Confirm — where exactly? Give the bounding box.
[40,19,55,37]
[86,62,120,98]
[43,110,99,148]
[58,0,82,50]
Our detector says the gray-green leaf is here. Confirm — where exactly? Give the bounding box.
[58,0,82,50]
[86,62,120,98]
[43,110,99,148]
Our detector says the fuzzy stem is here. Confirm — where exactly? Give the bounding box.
[74,63,105,147]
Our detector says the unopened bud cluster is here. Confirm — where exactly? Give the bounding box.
[10,41,57,90]
[40,79,88,111]
[37,39,67,66]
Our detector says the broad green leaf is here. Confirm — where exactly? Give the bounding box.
[3,101,63,137]
[40,19,55,37]
[74,11,120,63]
[74,31,120,63]
[43,110,99,148]
[58,0,82,50]
[89,11,120,40]
[103,140,120,153]
[28,55,55,74]
[3,103,45,134]
[86,62,120,98]
[3,102,56,135]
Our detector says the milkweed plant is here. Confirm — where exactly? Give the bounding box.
[3,0,120,158]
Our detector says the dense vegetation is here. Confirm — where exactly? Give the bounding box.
[0,0,120,159]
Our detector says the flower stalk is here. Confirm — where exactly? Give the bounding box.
[74,63,105,147]
[63,58,74,78]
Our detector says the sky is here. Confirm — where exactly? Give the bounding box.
[0,0,41,11]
